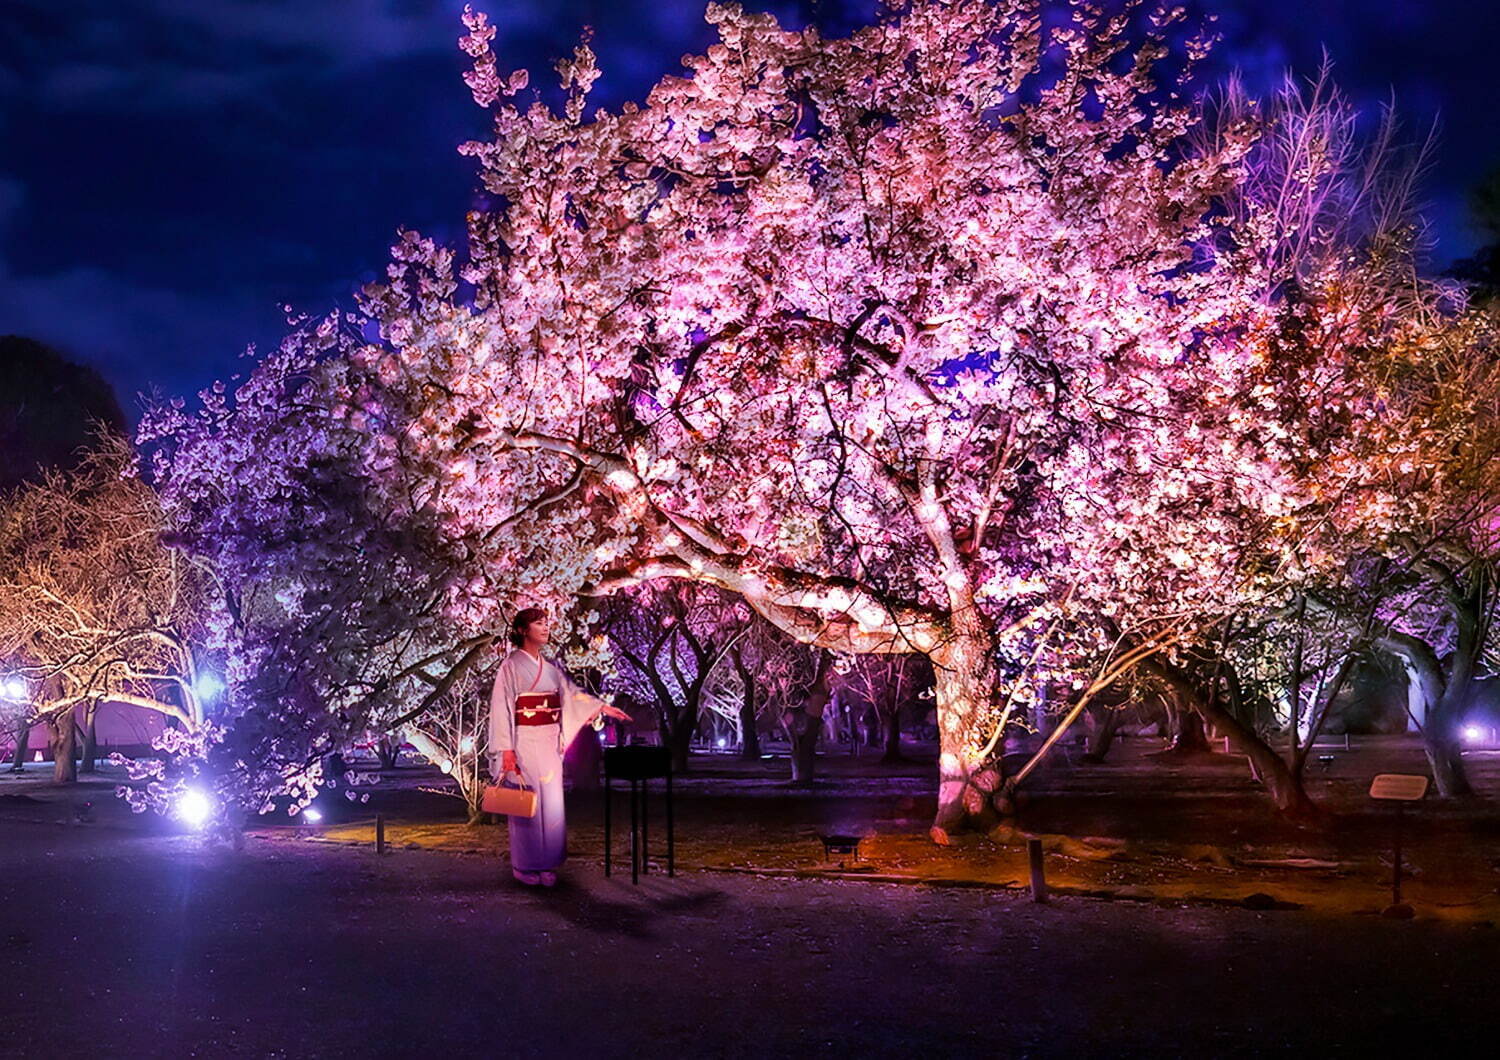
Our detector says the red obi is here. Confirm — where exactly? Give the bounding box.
[516,691,561,726]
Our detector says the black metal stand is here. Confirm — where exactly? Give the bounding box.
[1391,802,1405,907]
[604,746,674,883]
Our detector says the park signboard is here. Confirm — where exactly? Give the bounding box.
[1368,774,1429,802]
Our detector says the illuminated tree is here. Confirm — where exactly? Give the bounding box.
[139,329,514,824]
[1357,309,1500,796]
[0,438,212,783]
[140,2,1483,835]
[354,0,1310,838]
[403,666,493,822]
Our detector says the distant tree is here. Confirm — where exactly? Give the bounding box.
[602,581,749,771]
[0,437,213,784]
[0,336,126,492]
[839,654,932,762]
[1452,165,1500,297]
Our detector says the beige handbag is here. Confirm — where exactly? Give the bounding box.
[481,780,538,818]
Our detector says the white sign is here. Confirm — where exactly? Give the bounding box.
[1369,774,1429,802]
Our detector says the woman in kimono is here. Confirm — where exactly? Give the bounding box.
[488,607,630,887]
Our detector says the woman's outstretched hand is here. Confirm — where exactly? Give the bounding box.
[500,750,520,776]
[600,703,632,723]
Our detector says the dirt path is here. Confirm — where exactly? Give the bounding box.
[3,819,1500,1058]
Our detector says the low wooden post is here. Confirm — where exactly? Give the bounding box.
[1028,837,1047,904]
[376,813,387,855]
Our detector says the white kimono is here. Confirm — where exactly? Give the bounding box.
[487,649,603,872]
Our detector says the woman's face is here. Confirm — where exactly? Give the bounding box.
[523,616,550,646]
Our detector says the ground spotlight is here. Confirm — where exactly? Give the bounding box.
[1462,725,1485,746]
[303,807,324,823]
[177,789,213,829]
[1,675,27,700]
[194,673,224,701]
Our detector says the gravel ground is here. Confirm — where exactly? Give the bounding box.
[3,818,1499,1058]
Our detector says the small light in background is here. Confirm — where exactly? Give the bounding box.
[1,675,27,700]
[194,674,224,701]
[438,759,453,775]
[1462,725,1485,746]
[459,735,476,753]
[716,738,727,749]
[177,789,213,829]
[303,808,324,823]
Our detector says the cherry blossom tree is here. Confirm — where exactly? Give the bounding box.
[1183,66,1483,800]
[352,0,1316,838]
[1357,309,1500,795]
[136,1,1483,836]
[0,437,213,783]
[138,322,614,827]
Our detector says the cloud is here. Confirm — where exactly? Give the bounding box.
[0,177,23,230]
[0,258,282,413]
[8,0,521,112]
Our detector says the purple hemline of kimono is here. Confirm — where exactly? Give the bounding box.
[506,722,567,872]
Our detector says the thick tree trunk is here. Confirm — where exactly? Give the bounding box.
[10,721,30,771]
[667,706,696,773]
[45,710,77,784]
[1426,736,1471,798]
[787,714,822,784]
[1159,701,1212,756]
[784,653,835,786]
[737,700,761,759]
[880,708,904,763]
[1081,703,1120,763]
[930,623,1006,842]
[731,648,761,760]
[1376,630,1475,798]
[79,702,100,774]
[1144,657,1319,820]
[375,735,401,770]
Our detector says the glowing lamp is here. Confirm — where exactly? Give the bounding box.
[716,738,726,749]
[303,808,324,823]
[1462,725,1485,746]
[459,735,476,753]
[194,674,224,701]
[177,789,213,829]
[1,675,27,700]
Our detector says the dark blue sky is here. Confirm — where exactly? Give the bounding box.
[3,0,1497,414]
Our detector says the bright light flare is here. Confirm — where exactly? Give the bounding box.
[1,675,28,700]
[303,808,324,823]
[194,674,224,701]
[176,789,213,829]
[1462,725,1485,746]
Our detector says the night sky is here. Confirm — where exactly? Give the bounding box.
[3,0,1498,414]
